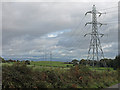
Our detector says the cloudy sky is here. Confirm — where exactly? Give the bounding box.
[1,0,119,61]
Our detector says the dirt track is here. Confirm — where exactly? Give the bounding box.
[108,83,119,88]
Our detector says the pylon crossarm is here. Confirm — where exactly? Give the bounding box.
[85,11,92,16]
[84,33,92,37]
[85,22,92,26]
[94,33,104,37]
[85,33,103,36]
[99,33,104,37]
[97,12,106,17]
[97,22,107,27]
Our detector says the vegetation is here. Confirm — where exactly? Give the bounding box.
[30,61,73,68]
[1,54,120,70]
[78,55,120,70]
[2,63,118,88]
[1,55,120,88]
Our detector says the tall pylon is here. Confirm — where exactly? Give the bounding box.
[84,5,106,66]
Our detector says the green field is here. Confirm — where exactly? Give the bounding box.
[2,61,72,67]
[30,61,73,67]
[2,62,13,66]
[30,61,114,72]
[2,61,115,72]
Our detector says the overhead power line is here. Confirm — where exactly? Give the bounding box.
[99,6,118,11]
[51,5,118,62]
[58,15,86,60]
[106,10,119,13]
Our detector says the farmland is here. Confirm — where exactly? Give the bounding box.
[2,60,116,72]
[30,61,73,67]
[28,61,115,72]
[2,61,115,71]
[2,61,73,69]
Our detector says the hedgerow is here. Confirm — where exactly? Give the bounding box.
[2,63,118,88]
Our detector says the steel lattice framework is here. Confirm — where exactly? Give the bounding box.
[84,5,106,66]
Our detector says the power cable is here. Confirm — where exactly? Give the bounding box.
[54,15,86,61]
[99,6,118,11]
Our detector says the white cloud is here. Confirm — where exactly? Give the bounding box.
[48,34,57,38]
[102,44,112,49]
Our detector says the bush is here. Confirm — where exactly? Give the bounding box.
[2,63,34,88]
[2,63,118,88]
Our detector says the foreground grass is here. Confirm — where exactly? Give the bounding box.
[2,63,118,88]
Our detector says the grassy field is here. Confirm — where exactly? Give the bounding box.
[2,61,73,72]
[2,62,13,66]
[2,61,72,67]
[2,61,115,72]
[30,61,73,67]
[29,61,115,72]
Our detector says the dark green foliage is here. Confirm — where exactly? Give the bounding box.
[72,59,79,63]
[113,55,120,70]
[72,59,79,66]
[0,57,5,63]
[2,63,34,88]
[25,60,30,65]
[79,59,87,65]
[79,55,120,70]
[2,63,118,88]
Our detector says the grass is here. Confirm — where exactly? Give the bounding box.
[30,61,73,68]
[2,61,115,72]
[29,61,73,71]
[30,61,114,71]
[89,66,114,71]
[2,63,13,66]
[1,61,73,71]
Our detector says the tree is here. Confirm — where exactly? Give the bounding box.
[25,60,30,65]
[100,59,108,67]
[0,57,5,63]
[72,59,79,66]
[113,55,120,70]
[79,59,87,65]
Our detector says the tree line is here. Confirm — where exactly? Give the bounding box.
[0,57,30,65]
[71,55,120,70]
[0,55,119,70]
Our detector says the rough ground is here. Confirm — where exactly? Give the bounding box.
[108,83,120,88]
[102,83,120,90]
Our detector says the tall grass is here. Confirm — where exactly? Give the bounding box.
[2,63,118,88]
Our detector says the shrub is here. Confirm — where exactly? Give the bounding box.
[2,63,118,88]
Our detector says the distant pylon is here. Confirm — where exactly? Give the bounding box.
[50,51,52,62]
[84,5,106,66]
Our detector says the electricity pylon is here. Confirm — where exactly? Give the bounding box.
[84,5,106,66]
[50,51,52,62]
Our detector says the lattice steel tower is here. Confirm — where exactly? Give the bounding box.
[84,5,106,66]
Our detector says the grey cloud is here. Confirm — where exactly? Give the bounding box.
[2,2,118,60]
